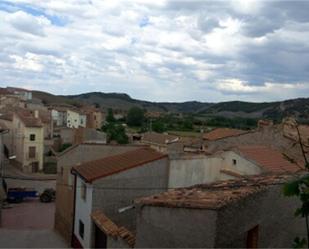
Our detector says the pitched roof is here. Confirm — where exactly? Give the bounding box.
[234,145,301,173]
[91,210,135,248]
[72,147,167,182]
[15,110,42,128]
[137,174,291,210]
[142,132,179,145]
[203,128,249,141]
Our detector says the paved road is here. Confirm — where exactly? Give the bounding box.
[2,200,55,229]
[0,164,66,248]
[0,229,68,248]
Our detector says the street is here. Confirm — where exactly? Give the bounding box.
[0,164,68,248]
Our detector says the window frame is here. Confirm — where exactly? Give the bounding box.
[79,220,84,239]
[30,134,36,141]
[81,182,87,201]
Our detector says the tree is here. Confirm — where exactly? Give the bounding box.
[101,123,128,144]
[152,120,166,133]
[106,108,115,123]
[127,107,145,127]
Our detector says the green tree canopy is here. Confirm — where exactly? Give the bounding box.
[101,123,128,144]
[106,108,115,123]
[127,107,145,127]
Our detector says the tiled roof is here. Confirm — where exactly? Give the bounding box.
[142,132,179,145]
[72,147,167,182]
[15,110,42,128]
[234,145,301,173]
[203,128,249,141]
[137,174,292,210]
[91,210,135,248]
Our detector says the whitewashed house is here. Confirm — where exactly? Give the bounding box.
[71,147,169,248]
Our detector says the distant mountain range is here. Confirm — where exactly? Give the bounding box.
[32,90,309,121]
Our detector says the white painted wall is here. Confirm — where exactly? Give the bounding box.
[168,151,261,188]
[74,176,93,248]
[67,110,80,128]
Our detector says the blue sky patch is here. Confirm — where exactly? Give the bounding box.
[0,0,68,26]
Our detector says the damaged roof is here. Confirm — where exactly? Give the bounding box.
[91,210,135,248]
[137,174,292,210]
[72,147,167,182]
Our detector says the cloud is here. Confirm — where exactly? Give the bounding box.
[0,0,308,102]
[5,10,50,36]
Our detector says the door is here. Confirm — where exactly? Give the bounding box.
[95,225,107,249]
[247,225,259,248]
[31,162,39,172]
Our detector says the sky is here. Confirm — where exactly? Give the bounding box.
[1,0,309,103]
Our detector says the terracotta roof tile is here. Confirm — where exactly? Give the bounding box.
[137,174,292,210]
[91,210,135,248]
[234,145,301,173]
[91,210,119,237]
[72,147,167,182]
[203,128,249,141]
[15,110,43,128]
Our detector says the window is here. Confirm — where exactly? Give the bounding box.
[247,225,259,248]
[233,159,237,165]
[29,146,36,159]
[30,134,35,141]
[79,220,84,239]
[81,182,87,201]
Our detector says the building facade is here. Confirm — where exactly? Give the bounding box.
[55,143,142,244]
[71,148,169,248]
[135,175,305,248]
[12,111,44,172]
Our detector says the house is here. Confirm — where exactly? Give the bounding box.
[6,87,32,100]
[168,145,300,188]
[141,132,179,153]
[67,109,81,128]
[51,108,87,129]
[84,107,104,129]
[12,110,44,172]
[54,143,143,243]
[203,128,249,141]
[135,174,305,248]
[204,122,309,167]
[58,127,107,148]
[71,147,169,248]
[74,128,106,145]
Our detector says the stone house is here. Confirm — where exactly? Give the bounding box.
[141,132,179,153]
[205,122,309,167]
[84,107,104,129]
[135,174,305,248]
[168,145,301,188]
[55,143,143,244]
[12,110,44,172]
[71,147,169,248]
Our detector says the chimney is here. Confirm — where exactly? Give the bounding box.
[34,110,39,119]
